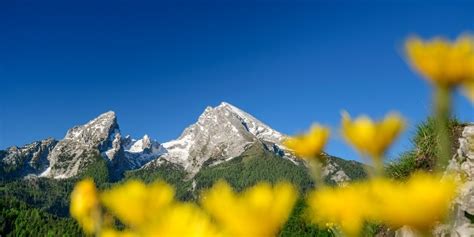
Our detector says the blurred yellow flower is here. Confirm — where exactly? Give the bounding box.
[201,181,297,237]
[140,203,222,237]
[405,35,474,87]
[101,180,174,227]
[307,182,374,237]
[70,179,100,234]
[341,111,405,159]
[307,172,459,235]
[375,172,459,231]
[283,124,330,160]
[100,228,138,237]
[72,179,219,237]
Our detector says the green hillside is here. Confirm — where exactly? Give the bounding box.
[0,142,368,237]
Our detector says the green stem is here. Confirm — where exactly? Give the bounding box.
[363,155,384,178]
[308,159,324,188]
[434,86,452,171]
[373,157,384,177]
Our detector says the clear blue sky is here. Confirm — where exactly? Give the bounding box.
[1,0,473,162]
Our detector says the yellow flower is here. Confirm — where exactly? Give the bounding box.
[101,180,174,227]
[341,111,405,159]
[140,203,222,237]
[375,172,459,231]
[306,173,459,235]
[100,228,138,237]
[91,179,219,237]
[70,179,101,234]
[405,35,474,87]
[283,124,330,160]
[201,181,297,237]
[307,182,375,237]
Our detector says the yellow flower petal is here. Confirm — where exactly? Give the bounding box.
[405,35,474,87]
[101,180,174,227]
[306,172,459,235]
[376,172,459,231]
[283,124,330,160]
[100,228,138,237]
[70,179,100,234]
[201,181,297,237]
[141,203,222,237]
[341,111,405,159]
[307,182,375,237]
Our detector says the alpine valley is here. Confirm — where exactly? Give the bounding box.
[0,102,366,236]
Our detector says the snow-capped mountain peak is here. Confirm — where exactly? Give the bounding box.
[65,111,117,141]
[44,111,122,178]
[217,102,284,143]
[42,111,162,178]
[124,134,165,169]
[128,134,152,153]
[151,102,289,174]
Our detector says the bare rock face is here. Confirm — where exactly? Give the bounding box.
[146,102,290,174]
[396,124,474,236]
[437,124,474,236]
[1,112,165,179]
[0,138,57,179]
[44,111,123,178]
[322,160,351,183]
[43,112,164,178]
[152,102,282,174]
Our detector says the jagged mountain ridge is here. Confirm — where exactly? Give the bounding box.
[148,102,291,174]
[1,102,361,182]
[1,112,164,179]
[0,138,57,179]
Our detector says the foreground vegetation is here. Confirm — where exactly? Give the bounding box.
[386,117,465,180]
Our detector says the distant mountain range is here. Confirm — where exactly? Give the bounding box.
[0,102,365,183]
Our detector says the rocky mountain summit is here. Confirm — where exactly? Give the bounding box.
[43,111,124,178]
[147,102,289,174]
[1,111,164,179]
[1,102,360,183]
[0,138,57,179]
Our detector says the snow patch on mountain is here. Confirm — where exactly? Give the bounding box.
[0,138,57,178]
[220,102,284,143]
[43,111,164,178]
[45,111,120,178]
[148,102,290,175]
[124,134,165,169]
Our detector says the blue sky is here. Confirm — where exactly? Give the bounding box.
[1,0,473,162]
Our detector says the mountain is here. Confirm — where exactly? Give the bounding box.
[0,102,364,183]
[42,111,123,178]
[1,112,164,180]
[0,138,57,179]
[143,102,359,183]
[146,102,289,174]
[122,134,165,169]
